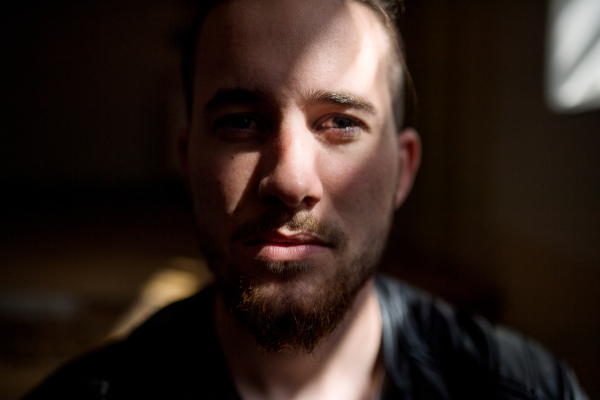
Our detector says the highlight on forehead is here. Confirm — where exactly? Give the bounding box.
[354,0,405,126]
[182,0,412,128]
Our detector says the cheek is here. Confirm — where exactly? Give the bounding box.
[324,137,399,231]
[189,147,260,217]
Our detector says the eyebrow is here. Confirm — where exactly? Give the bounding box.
[305,90,376,115]
[203,87,377,116]
[203,88,269,113]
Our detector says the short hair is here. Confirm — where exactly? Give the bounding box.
[181,0,416,130]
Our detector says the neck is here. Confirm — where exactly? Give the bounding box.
[214,278,384,400]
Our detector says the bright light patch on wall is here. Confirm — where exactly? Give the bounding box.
[546,0,600,112]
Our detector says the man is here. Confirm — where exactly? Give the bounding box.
[25,0,587,399]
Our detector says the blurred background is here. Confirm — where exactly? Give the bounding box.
[1,0,598,398]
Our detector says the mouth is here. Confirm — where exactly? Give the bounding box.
[241,231,331,261]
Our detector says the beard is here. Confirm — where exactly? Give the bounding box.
[197,206,391,353]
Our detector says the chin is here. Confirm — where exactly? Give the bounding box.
[217,254,376,353]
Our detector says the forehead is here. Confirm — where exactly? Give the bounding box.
[193,0,392,104]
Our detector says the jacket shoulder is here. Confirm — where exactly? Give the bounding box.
[22,341,126,400]
[375,275,588,400]
[22,287,232,400]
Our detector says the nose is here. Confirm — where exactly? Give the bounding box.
[258,126,323,209]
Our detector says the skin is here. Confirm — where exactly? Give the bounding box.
[179,0,421,398]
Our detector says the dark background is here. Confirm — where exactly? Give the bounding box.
[1,1,598,398]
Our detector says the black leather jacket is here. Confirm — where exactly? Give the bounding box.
[25,275,588,399]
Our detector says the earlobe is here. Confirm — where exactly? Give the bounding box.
[395,128,421,209]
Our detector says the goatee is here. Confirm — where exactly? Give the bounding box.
[214,208,387,353]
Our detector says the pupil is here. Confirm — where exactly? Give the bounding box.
[333,116,352,129]
[231,116,251,129]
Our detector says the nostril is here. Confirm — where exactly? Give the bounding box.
[303,195,320,209]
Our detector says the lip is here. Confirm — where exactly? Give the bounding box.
[240,231,331,261]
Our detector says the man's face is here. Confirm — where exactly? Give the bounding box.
[182,0,418,351]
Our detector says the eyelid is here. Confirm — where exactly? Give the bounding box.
[211,113,264,130]
[210,113,268,142]
[315,113,370,132]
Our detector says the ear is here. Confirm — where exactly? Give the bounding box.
[178,127,191,179]
[395,127,421,209]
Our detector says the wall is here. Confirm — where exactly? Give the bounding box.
[393,0,600,395]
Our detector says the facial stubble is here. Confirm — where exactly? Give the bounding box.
[197,206,393,354]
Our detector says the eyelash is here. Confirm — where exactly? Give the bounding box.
[316,114,368,140]
[212,114,264,140]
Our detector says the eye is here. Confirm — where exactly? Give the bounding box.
[212,114,264,141]
[228,115,253,129]
[317,114,367,142]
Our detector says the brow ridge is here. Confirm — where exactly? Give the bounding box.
[203,87,377,116]
[305,89,377,115]
[203,88,270,113]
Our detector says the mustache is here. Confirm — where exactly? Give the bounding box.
[232,208,348,249]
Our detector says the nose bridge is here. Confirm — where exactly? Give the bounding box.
[259,120,323,208]
[276,123,311,177]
